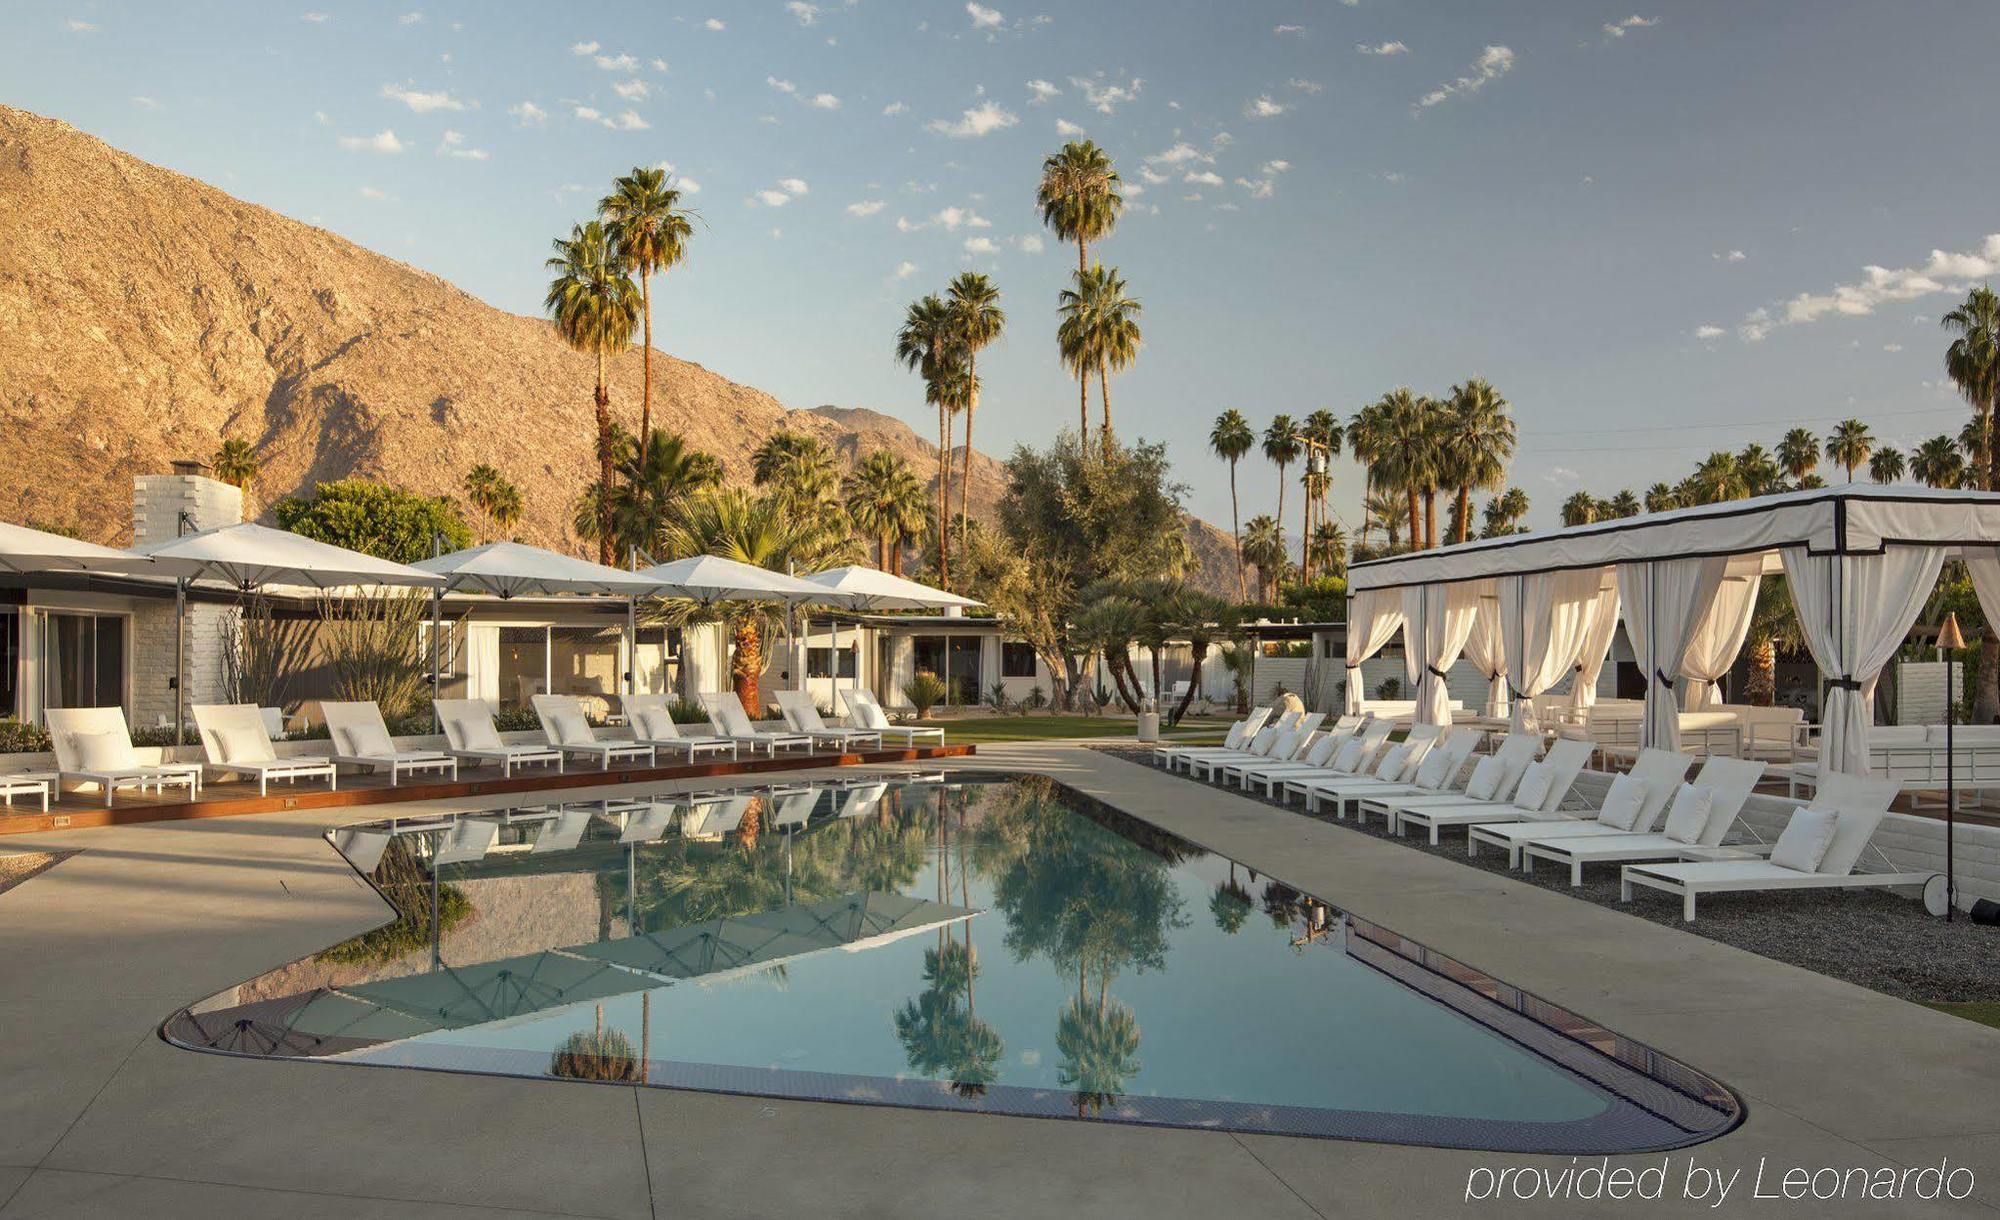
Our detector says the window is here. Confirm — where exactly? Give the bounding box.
[1000,641,1038,679]
[806,646,857,679]
[40,612,125,712]
[0,610,17,718]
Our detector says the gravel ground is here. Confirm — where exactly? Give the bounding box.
[1096,746,2000,1005]
[0,850,71,896]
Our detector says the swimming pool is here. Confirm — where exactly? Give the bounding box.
[165,773,1739,1152]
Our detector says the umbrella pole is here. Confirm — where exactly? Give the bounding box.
[172,577,187,747]
[626,597,638,698]
[431,585,444,734]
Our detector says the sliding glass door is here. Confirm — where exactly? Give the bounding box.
[40,611,126,713]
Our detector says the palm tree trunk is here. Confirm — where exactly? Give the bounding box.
[1979,635,2000,725]
[1098,364,1112,453]
[959,361,976,555]
[1405,489,1421,552]
[1171,641,1205,725]
[1424,491,1438,549]
[639,274,654,446]
[595,350,614,565]
[1229,462,1245,600]
[1275,467,1287,547]
[732,619,762,717]
[878,531,889,571]
[1301,482,1313,582]
[936,399,950,589]
[1456,486,1472,544]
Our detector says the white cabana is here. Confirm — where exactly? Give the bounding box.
[133,523,442,743]
[800,566,982,717]
[1347,485,2000,777]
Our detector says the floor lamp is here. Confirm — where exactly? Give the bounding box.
[1939,612,1965,922]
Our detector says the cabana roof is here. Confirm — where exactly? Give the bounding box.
[1348,484,2000,593]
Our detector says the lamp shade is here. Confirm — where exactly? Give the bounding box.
[1939,612,1967,652]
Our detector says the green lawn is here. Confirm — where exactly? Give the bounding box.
[925,713,1230,745]
[1922,1001,2000,1031]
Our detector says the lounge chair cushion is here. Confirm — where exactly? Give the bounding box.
[548,711,590,744]
[1332,738,1366,773]
[1770,807,1839,873]
[452,716,503,752]
[1513,761,1554,811]
[636,708,676,740]
[1465,755,1505,801]
[1413,748,1454,790]
[1662,783,1715,844]
[1596,774,1647,830]
[73,730,137,772]
[1374,744,1412,780]
[345,723,396,757]
[216,725,274,765]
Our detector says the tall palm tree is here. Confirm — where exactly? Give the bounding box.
[945,273,1005,550]
[211,438,259,509]
[1365,389,1437,548]
[1777,427,1820,486]
[1736,443,1783,496]
[1441,379,1515,543]
[1240,515,1285,602]
[1037,140,1123,435]
[926,360,977,580]
[462,463,524,542]
[1262,415,1300,549]
[1643,482,1679,513]
[1868,446,1906,484]
[1560,491,1598,527]
[1691,450,1746,503]
[1207,410,1255,599]
[1913,434,1965,488]
[896,293,962,586]
[1480,487,1529,538]
[1942,285,2000,491]
[1825,419,1874,481]
[1308,519,1347,576]
[1057,263,1142,448]
[1299,409,1342,570]
[606,430,722,561]
[1362,489,1404,551]
[1605,489,1641,518]
[546,220,641,562]
[600,166,695,446]
[844,450,931,573]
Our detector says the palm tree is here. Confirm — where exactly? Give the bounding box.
[1560,491,1598,527]
[1736,444,1783,496]
[1038,140,1123,435]
[546,220,641,563]
[1208,410,1256,599]
[1057,263,1142,448]
[844,450,931,573]
[1480,487,1528,538]
[1742,578,1802,707]
[608,430,723,561]
[1691,450,1747,504]
[896,293,962,586]
[1826,419,1873,481]
[945,273,1004,550]
[1605,489,1641,519]
[1308,519,1347,576]
[462,464,525,542]
[1262,415,1300,546]
[211,438,259,509]
[1777,427,1820,486]
[1868,446,1906,484]
[1240,515,1285,601]
[1643,482,1679,513]
[1942,285,2000,491]
[600,166,695,447]
[1441,379,1515,544]
[1362,490,1404,550]
[1913,434,1965,488]
[1299,409,1342,570]
[1365,389,1437,548]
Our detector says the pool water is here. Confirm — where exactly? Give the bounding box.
[167,774,1738,1151]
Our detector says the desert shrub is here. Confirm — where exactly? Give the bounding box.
[903,671,948,719]
[0,718,52,754]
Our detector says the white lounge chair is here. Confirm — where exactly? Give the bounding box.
[433,699,565,777]
[842,689,947,747]
[681,792,756,839]
[838,782,889,818]
[1269,720,1399,801]
[773,690,883,751]
[1620,775,1933,920]
[1218,713,1363,787]
[190,703,338,796]
[766,787,821,830]
[1166,709,1302,772]
[1390,737,1596,844]
[44,707,202,806]
[533,695,658,770]
[618,694,739,763]
[1356,732,1540,828]
[698,692,815,756]
[1229,725,1350,796]
[1511,756,1766,883]
[1153,706,1273,767]
[319,701,457,787]
[1468,747,1702,866]
[1299,727,1477,818]
[1191,713,1326,782]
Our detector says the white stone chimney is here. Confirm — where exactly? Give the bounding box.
[133,460,243,545]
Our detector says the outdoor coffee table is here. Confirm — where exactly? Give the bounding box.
[0,773,54,812]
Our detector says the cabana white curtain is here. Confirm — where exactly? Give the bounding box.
[1964,554,2000,645]
[1344,588,1406,714]
[1617,557,1729,754]
[1400,583,1481,725]
[1678,554,1764,709]
[1781,544,1945,776]
[1463,586,1509,718]
[1501,568,1608,731]
[1568,581,1622,715]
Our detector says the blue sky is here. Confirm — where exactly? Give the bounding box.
[10,1,2000,534]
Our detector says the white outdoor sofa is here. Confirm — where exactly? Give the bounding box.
[1788,724,2000,808]
[191,703,338,796]
[320,701,457,786]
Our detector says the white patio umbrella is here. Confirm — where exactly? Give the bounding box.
[0,520,152,574]
[414,542,667,715]
[634,556,844,702]
[131,523,442,745]
[800,566,983,718]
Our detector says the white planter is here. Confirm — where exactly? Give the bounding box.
[1136,712,1160,743]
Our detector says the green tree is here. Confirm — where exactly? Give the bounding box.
[1240,514,1285,601]
[273,480,471,562]
[1913,434,1965,488]
[843,450,931,574]
[1057,263,1143,449]
[1480,486,1529,538]
[1691,450,1747,503]
[1736,443,1783,496]
[1825,419,1873,481]
[1262,415,1300,543]
[1777,427,1820,486]
[211,438,260,508]
[896,293,964,588]
[600,166,696,446]
[1869,446,1906,484]
[1604,489,1641,519]
[462,464,524,542]
[1441,378,1515,543]
[1560,490,1598,527]
[1643,482,1680,513]
[1208,409,1256,599]
[606,431,723,562]
[546,219,641,562]
[946,272,1005,551]
[1037,140,1124,439]
[1942,285,2000,490]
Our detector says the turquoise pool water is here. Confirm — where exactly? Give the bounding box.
[167,774,1737,1151]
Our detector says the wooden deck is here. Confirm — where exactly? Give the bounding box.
[0,744,976,836]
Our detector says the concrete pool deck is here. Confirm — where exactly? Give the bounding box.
[0,741,1995,1217]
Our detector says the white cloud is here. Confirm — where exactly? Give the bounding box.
[882,101,907,116]
[1262,159,1291,174]
[650,57,668,72]
[966,2,1004,29]
[301,11,330,22]
[846,199,887,217]
[397,10,423,24]
[1694,325,1725,340]
[779,177,809,195]
[1884,343,1905,353]
[964,236,1000,254]
[1144,141,1206,167]
[703,17,725,30]
[926,100,1019,138]
[1244,94,1287,118]
[1417,45,1515,110]
[1014,234,1045,253]
[1071,75,1141,114]
[359,185,389,200]
[749,178,810,207]
[932,206,990,230]
[1713,249,1747,262]
[894,260,919,279]
[380,83,466,113]
[1055,118,1085,137]
[594,52,638,72]
[895,216,925,233]
[437,130,489,160]
[337,129,406,153]
[570,40,600,54]
[754,189,792,207]
[571,105,650,130]
[1603,15,1659,39]
[768,76,796,94]
[1357,40,1408,56]
[1184,170,1224,186]
[613,79,650,100]
[130,95,161,109]
[786,1,821,25]
[805,92,841,109]
[508,101,548,127]
[1274,24,1304,35]
[1287,78,1324,93]
[1737,233,2000,340]
[65,17,95,30]
[1026,79,1061,104]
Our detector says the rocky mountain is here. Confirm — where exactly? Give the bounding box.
[0,105,1238,593]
